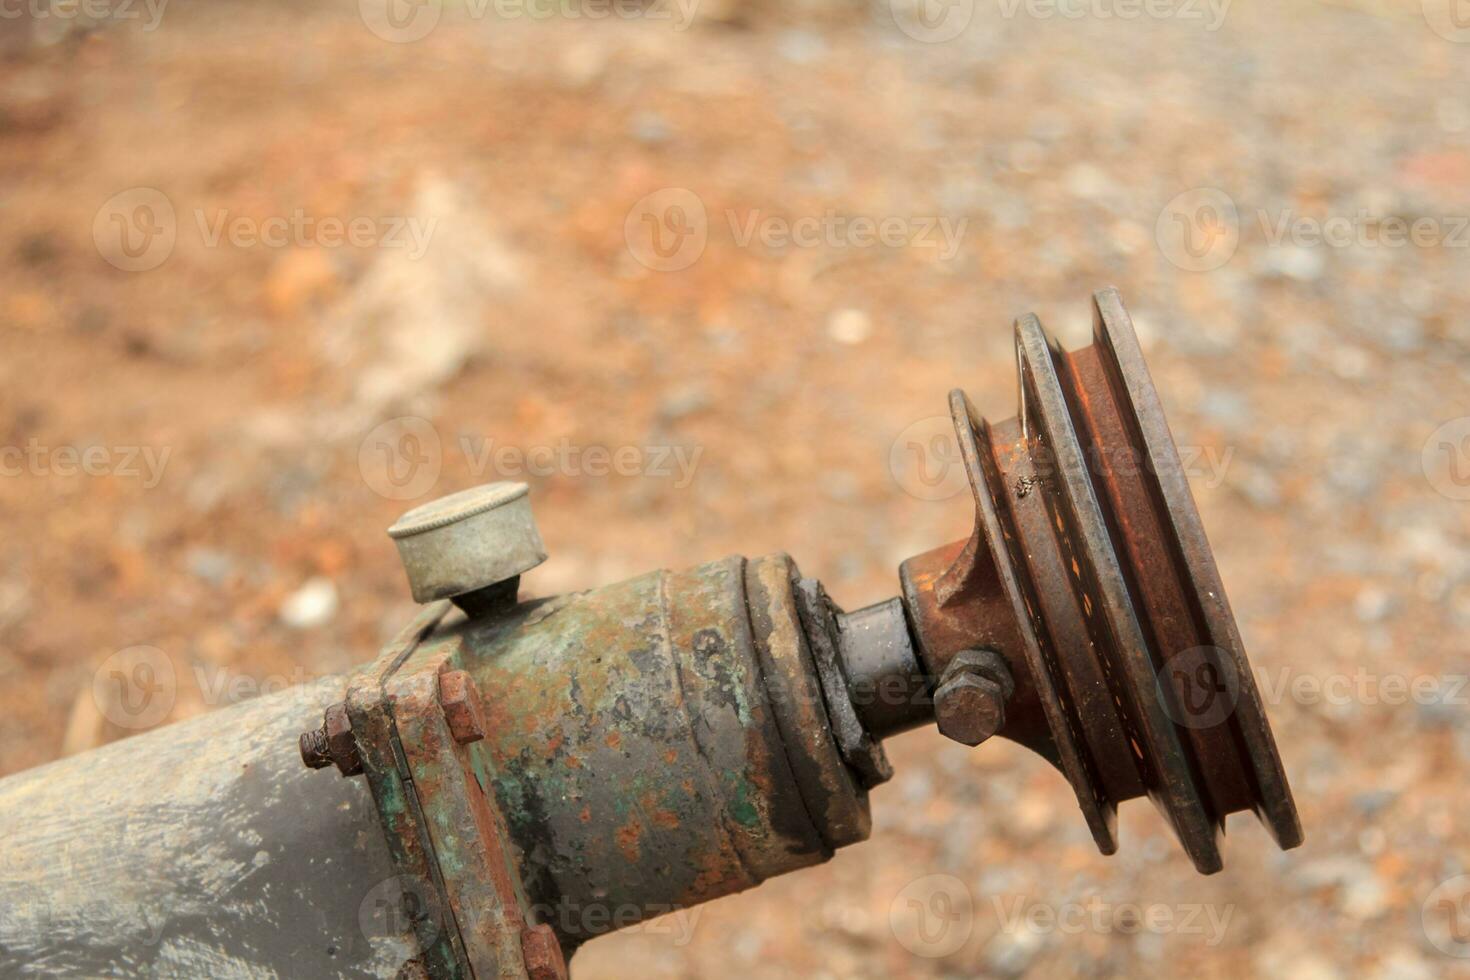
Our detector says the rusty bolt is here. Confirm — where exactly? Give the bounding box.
[439,668,486,745]
[299,702,363,776]
[520,922,567,980]
[933,648,1015,747]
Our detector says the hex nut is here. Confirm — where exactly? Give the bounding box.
[439,669,487,745]
[298,702,363,776]
[520,923,567,980]
[934,672,1008,746]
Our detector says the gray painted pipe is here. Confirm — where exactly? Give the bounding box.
[0,678,419,979]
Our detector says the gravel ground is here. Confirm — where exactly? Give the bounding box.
[1,0,1468,976]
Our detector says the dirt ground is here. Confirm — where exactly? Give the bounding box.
[1,0,1469,976]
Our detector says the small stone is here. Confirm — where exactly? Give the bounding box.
[1330,345,1371,380]
[280,577,339,629]
[657,383,710,422]
[186,547,236,587]
[1353,586,1395,623]
[1340,871,1389,921]
[1259,245,1326,282]
[986,927,1044,977]
[1197,388,1251,434]
[827,308,871,346]
[776,29,826,65]
[1064,163,1118,202]
[629,110,671,145]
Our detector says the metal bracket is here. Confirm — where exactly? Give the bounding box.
[342,601,568,980]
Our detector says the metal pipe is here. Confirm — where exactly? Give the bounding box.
[0,678,419,978]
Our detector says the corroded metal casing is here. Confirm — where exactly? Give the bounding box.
[452,553,870,949]
[388,483,547,604]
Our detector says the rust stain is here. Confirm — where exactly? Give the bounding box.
[615,818,644,863]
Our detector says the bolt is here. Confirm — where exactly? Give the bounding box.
[299,702,363,776]
[520,922,567,980]
[439,668,486,745]
[933,648,1014,747]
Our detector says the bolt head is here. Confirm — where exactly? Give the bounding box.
[322,702,363,776]
[934,673,1006,746]
[520,923,567,980]
[439,669,487,745]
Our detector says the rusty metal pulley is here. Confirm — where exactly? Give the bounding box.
[898,287,1302,873]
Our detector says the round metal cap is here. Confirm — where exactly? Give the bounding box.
[388,482,547,603]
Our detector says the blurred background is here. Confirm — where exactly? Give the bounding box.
[1,0,1469,976]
